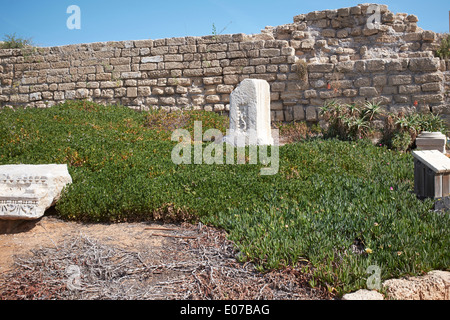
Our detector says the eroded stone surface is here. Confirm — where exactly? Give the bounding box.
[342,289,385,300]
[0,164,72,220]
[383,270,450,300]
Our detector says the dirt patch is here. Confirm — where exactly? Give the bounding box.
[0,216,331,300]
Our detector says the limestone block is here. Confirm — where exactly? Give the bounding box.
[422,30,436,42]
[335,61,355,73]
[342,290,384,300]
[127,87,138,98]
[399,85,421,94]
[415,73,444,84]
[367,59,386,72]
[421,82,442,92]
[360,87,379,97]
[293,106,305,120]
[383,271,450,300]
[389,75,412,86]
[0,165,72,220]
[406,14,419,23]
[308,63,334,73]
[413,93,444,104]
[305,106,317,122]
[321,29,336,38]
[300,39,315,49]
[409,58,440,72]
[224,79,274,146]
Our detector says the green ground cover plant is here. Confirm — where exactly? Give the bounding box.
[1,101,448,296]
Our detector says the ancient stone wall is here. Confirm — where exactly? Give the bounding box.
[0,3,449,124]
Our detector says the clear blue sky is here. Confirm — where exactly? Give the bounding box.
[0,0,449,47]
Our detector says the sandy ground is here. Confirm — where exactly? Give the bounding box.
[0,215,331,300]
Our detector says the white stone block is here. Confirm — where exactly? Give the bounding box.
[416,132,447,154]
[0,164,72,220]
[224,79,274,146]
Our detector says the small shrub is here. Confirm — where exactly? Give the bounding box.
[294,60,308,81]
[273,121,315,143]
[1,33,34,49]
[391,131,413,152]
[320,101,381,141]
[381,111,447,151]
[435,33,450,60]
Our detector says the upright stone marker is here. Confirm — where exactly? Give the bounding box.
[224,79,274,147]
[0,164,72,220]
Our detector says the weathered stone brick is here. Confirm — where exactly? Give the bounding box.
[270,101,284,111]
[336,29,349,38]
[335,61,355,73]
[309,79,326,89]
[413,94,444,104]
[320,90,339,99]
[399,85,421,94]
[140,63,158,71]
[300,39,315,49]
[121,71,141,79]
[137,86,151,96]
[216,84,234,93]
[160,97,176,105]
[421,82,442,92]
[204,67,223,76]
[343,89,358,97]
[389,75,412,85]
[359,87,379,97]
[415,73,444,84]
[373,75,387,86]
[293,106,305,120]
[141,56,163,63]
[165,54,183,62]
[321,29,336,37]
[203,77,223,85]
[367,59,386,72]
[305,106,317,121]
[183,69,203,77]
[308,63,334,73]
[205,95,220,104]
[152,87,164,95]
[207,43,228,52]
[409,58,440,72]
[110,57,131,65]
[354,77,371,87]
[304,90,317,99]
[223,74,239,85]
[58,83,76,91]
[260,49,281,57]
[271,82,286,92]
[422,31,436,42]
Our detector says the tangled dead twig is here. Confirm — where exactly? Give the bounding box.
[0,224,332,300]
